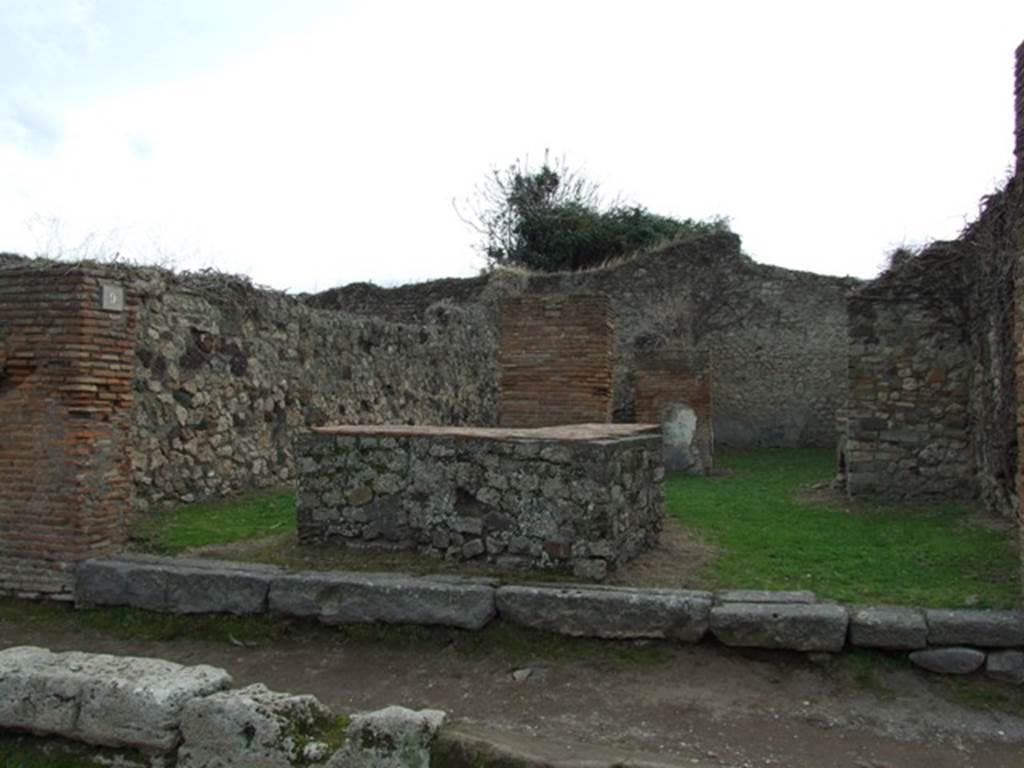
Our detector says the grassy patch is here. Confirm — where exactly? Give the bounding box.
[667,449,1020,609]
[130,487,296,554]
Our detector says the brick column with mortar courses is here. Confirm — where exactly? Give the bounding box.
[0,264,137,599]
[1016,40,1023,176]
[498,295,614,428]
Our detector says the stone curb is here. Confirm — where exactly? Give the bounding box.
[72,557,1024,681]
[496,584,712,641]
[268,570,497,630]
[709,603,849,652]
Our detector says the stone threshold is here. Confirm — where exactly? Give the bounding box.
[75,555,1024,684]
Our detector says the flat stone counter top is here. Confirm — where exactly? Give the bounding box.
[311,423,660,442]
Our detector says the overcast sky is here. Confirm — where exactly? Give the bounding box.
[2,1,1023,292]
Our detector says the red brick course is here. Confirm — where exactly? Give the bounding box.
[0,266,136,599]
[498,295,614,428]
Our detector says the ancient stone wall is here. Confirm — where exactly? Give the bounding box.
[295,425,664,579]
[842,244,973,499]
[498,295,613,428]
[312,233,854,447]
[1016,40,1023,175]
[128,267,498,511]
[0,263,135,598]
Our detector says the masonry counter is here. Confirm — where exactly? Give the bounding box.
[295,423,665,579]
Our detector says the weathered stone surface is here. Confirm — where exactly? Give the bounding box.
[716,590,817,605]
[985,650,1024,684]
[849,605,927,650]
[925,609,1024,648]
[709,603,848,652]
[496,585,712,642]
[269,571,496,630]
[76,556,275,615]
[0,646,231,752]
[296,428,664,578]
[909,647,986,675]
[328,706,445,768]
[179,683,338,768]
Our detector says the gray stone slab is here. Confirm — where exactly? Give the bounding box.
[710,603,848,652]
[328,706,446,768]
[716,590,817,605]
[925,609,1024,648]
[0,646,231,752]
[179,683,336,768]
[269,571,496,630]
[849,605,927,650]
[985,650,1024,684]
[75,558,169,611]
[76,557,274,615]
[909,647,986,675]
[495,585,712,641]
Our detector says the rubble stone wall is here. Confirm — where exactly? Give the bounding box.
[295,427,664,580]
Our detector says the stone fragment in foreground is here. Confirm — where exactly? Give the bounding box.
[909,647,986,675]
[984,650,1024,684]
[495,584,712,641]
[848,605,927,650]
[709,603,848,652]
[925,609,1024,648]
[179,683,339,768]
[268,571,496,630]
[328,706,446,768]
[76,555,277,615]
[0,646,231,752]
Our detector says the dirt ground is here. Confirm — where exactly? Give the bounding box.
[3,613,1023,768]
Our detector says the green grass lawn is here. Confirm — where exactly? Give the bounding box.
[130,487,295,554]
[667,449,1021,609]
[131,450,1021,609]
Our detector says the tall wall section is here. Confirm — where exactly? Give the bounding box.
[312,233,855,448]
[127,268,498,511]
[0,263,136,598]
[844,40,1024,520]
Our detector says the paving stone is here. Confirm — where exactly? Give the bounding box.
[985,650,1024,684]
[495,585,712,642]
[909,647,986,675]
[849,605,927,650]
[925,609,1024,648]
[179,683,337,768]
[328,706,445,768]
[269,571,496,630]
[0,646,231,752]
[710,603,848,652]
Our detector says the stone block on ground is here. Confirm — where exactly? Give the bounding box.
[76,556,276,615]
[909,647,986,675]
[495,584,712,642]
[709,603,848,652]
[715,590,817,605]
[848,605,927,650]
[268,571,496,630]
[328,706,445,768]
[985,650,1024,684]
[0,646,231,752]
[925,609,1024,648]
[178,683,341,768]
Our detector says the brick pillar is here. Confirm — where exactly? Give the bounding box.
[1016,40,1024,177]
[499,295,614,428]
[0,265,136,599]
